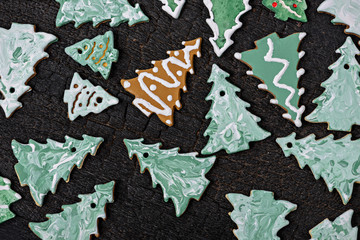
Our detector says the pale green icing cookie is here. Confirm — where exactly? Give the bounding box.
[226,190,297,240]
[202,64,270,155]
[276,133,360,205]
[235,32,306,127]
[309,210,358,240]
[55,0,149,28]
[12,135,103,206]
[318,0,360,37]
[159,0,185,18]
[0,23,57,118]
[0,176,21,224]
[65,31,119,79]
[305,37,360,131]
[124,138,216,217]
[29,181,115,240]
[204,0,252,57]
[262,0,307,22]
[64,73,119,121]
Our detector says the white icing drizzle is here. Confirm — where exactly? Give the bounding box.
[133,39,201,118]
[246,70,253,75]
[264,38,305,127]
[175,100,181,108]
[270,99,278,104]
[159,0,186,19]
[298,87,305,96]
[279,0,301,18]
[297,68,305,78]
[234,52,242,60]
[258,84,268,90]
[298,51,305,59]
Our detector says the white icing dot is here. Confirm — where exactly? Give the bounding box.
[123,81,131,88]
[135,69,139,73]
[297,68,305,78]
[299,51,305,59]
[246,70,253,75]
[175,100,181,108]
[177,71,182,76]
[150,84,157,91]
[153,67,158,73]
[151,61,155,64]
[258,84,268,90]
[167,51,171,54]
[174,51,179,56]
[270,99,278,104]
[298,87,305,96]
[299,32,307,40]
[3,178,10,184]
[166,120,172,125]
[167,95,173,101]
[189,69,194,74]
[197,51,201,57]
[183,86,187,91]
[182,41,185,45]
[234,52,242,60]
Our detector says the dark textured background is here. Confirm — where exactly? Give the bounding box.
[0,0,359,239]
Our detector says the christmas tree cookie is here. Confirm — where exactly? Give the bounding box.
[305,37,360,131]
[226,190,297,239]
[309,210,358,240]
[204,0,252,57]
[29,181,115,240]
[65,31,119,80]
[158,0,186,19]
[55,0,149,28]
[202,64,270,155]
[64,73,119,121]
[12,135,103,206]
[0,176,21,224]
[318,0,360,37]
[235,32,306,127]
[124,138,216,217]
[121,38,202,127]
[276,133,360,204]
[262,0,308,22]
[0,23,57,118]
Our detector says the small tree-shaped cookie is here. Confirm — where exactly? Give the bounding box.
[0,176,21,224]
[158,0,186,18]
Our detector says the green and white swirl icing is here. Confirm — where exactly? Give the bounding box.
[0,176,21,224]
[29,181,115,240]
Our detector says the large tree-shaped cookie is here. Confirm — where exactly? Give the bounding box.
[0,176,21,224]
[29,181,115,240]
[55,0,149,28]
[204,0,252,57]
[309,210,358,240]
[305,37,360,131]
[124,138,216,217]
[277,133,360,204]
[65,31,119,80]
[12,135,103,206]
[202,64,270,155]
[318,0,360,37]
[262,0,308,22]
[158,0,186,18]
[226,190,297,239]
[64,73,119,121]
[0,23,57,118]
[235,32,306,127]
[121,38,202,126]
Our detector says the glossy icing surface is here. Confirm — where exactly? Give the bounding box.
[64,73,119,121]
[121,38,201,126]
[65,31,119,79]
[124,138,216,217]
[55,0,149,28]
[204,0,251,57]
[159,0,186,19]
[12,135,103,206]
[0,23,57,118]
[276,133,360,204]
[0,176,21,224]
[262,0,307,22]
[318,0,360,37]
[305,37,360,131]
[202,64,270,155]
[226,190,297,240]
[29,181,115,240]
[309,210,358,240]
[235,32,306,127]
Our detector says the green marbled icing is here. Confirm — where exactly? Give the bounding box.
[29,181,115,240]
[262,0,307,22]
[202,64,270,155]
[309,209,358,240]
[276,133,360,205]
[305,37,360,131]
[55,0,149,28]
[65,31,119,80]
[64,72,119,121]
[12,135,103,206]
[0,176,21,224]
[226,190,297,240]
[237,32,306,127]
[124,138,216,217]
[0,23,57,118]
[318,0,360,37]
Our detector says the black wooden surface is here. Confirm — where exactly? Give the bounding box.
[0,0,359,239]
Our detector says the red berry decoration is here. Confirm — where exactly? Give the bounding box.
[272,2,277,7]
[293,4,297,8]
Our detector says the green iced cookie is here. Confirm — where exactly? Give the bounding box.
[0,176,21,224]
